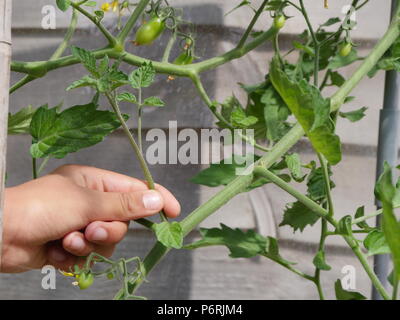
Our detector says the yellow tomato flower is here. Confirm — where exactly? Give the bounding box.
[101,2,111,12]
[111,0,119,12]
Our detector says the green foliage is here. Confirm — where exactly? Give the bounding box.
[117,92,137,104]
[153,222,183,249]
[285,153,306,182]
[143,96,165,107]
[313,251,331,271]
[339,107,367,122]
[30,103,127,158]
[270,57,342,165]
[328,49,360,70]
[8,106,36,135]
[334,280,366,300]
[56,0,71,12]
[129,62,156,89]
[364,230,391,256]
[280,201,320,232]
[369,37,400,77]
[184,224,293,265]
[190,154,290,190]
[375,163,400,278]
[354,206,371,230]
[68,48,128,93]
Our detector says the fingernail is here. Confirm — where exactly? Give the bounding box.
[142,190,162,211]
[91,227,108,241]
[50,248,67,262]
[70,236,85,250]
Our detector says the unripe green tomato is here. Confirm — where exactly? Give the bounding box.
[134,17,165,46]
[339,42,352,57]
[78,272,94,290]
[106,272,115,280]
[273,15,286,29]
[173,52,194,65]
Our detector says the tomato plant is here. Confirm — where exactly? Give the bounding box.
[7,0,400,301]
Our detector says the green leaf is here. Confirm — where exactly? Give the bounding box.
[328,49,360,70]
[339,107,367,122]
[94,10,105,21]
[143,96,165,107]
[184,224,269,259]
[56,0,71,11]
[262,86,291,142]
[364,230,391,256]
[84,1,97,7]
[270,57,342,165]
[190,154,258,187]
[153,222,183,249]
[117,92,137,104]
[375,163,400,278]
[280,201,320,232]
[30,103,126,159]
[8,106,36,135]
[225,1,252,16]
[285,153,305,182]
[354,206,370,230]
[336,215,353,236]
[330,71,345,87]
[307,165,335,202]
[334,280,366,300]
[313,250,331,271]
[190,155,289,191]
[71,46,98,77]
[230,108,258,128]
[66,75,98,91]
[129,62,155,89]
[320,17,341,27]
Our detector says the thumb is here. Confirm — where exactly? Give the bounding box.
[82,188,165,222]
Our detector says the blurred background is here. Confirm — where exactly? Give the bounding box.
[0,0,393,299]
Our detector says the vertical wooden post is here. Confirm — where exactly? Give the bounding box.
[0,0,12,270]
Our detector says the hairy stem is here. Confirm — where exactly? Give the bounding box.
[237,0,270,48]
[105,93,168,222]
[70,2,116,46]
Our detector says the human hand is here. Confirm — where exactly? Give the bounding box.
[1,165,180,273]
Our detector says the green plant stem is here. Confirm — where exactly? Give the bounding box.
[254,166,336,225]
[299,0,319,86]
[331,8,400,111]
[70,2,116,46]
[135,218,155,230]
[32,158,37,180]
[393,275,399,300]
[318,153,334,216]
[237,0,269,48]
[344,240,391,300]
[162,31,177,63]
[314,218,328,300]
[117,0,151,44]
[105,92,168,222]
[254,167,391,299]
[261,254,315,281]
[10,26,277,80]
[137,88,143,153]
[10,9,79,94]
[50,9,79,59]
[9,75,35,94]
